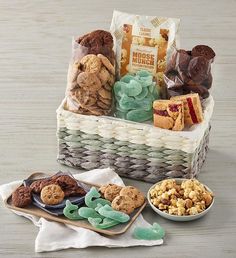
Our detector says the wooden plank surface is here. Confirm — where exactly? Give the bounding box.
[0,0,236,257]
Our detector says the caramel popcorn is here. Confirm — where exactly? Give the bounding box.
[150,179,213,216]
[111,10,180,99]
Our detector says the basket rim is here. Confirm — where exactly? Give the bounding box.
[57,95,214,139]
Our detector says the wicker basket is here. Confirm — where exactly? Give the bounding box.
[57,96,214,183]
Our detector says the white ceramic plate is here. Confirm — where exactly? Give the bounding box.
[147,178,214,221]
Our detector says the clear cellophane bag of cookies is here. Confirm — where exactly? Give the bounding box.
[65,30,116,116]
[110,10,180,98]
[164,46,215,99]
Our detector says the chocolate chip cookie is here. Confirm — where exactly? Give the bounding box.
[103,184,123,201]
[77,72,102,91]
[98,88,112,100]
[80,54,102,74]
[119,186,145,208]
[98,66,110,84]
[97,54,115,75]
[72,88,97,108]
[40,184,65,205]
[111,195,135,215]
[98,184,109,197]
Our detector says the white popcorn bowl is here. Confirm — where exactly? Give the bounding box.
[147,178,215,222]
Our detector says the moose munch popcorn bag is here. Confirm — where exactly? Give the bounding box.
[110,10,180,97]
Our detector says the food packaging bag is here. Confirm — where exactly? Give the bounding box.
[164,47,215,99]
[110,10,180,98]
[65,30,116,116]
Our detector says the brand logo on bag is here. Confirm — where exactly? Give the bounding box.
[151,17,166,27]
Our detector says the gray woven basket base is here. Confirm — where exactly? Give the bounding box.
[57,127,210,183]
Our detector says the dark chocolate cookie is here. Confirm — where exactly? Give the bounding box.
[55,175,78,190]
[63,186,86,197]
[166,51,178,73]
[202,73,213,89]
[164,70,183,89]
[40,179,58,191]
[78,30,113,48]
[12,186,32,207]
[191,45,215,62]
[76,30,114,65]
[176,49,191,71]
[166,49,191,74]
[188,56,210,83]
[30,180,43,194]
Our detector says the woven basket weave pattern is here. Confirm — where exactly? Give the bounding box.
[57,97,214,183]
[57,126,210,183]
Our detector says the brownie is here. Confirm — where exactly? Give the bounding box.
[12,186,32,208]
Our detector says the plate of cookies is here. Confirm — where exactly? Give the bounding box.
[147,178,214,221]
[5,172,147,235]
[23,172,89,215]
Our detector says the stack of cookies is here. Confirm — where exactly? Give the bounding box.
[99,184,145,214]
[65,30,116,116]
[164,45,215,99]
[11,174,86,207]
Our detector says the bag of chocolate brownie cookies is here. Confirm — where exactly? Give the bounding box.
[110,10,180,98]
[164,45,216,99]
[65,30,116,116]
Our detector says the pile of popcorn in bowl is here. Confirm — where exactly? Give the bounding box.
[149,179,213,216]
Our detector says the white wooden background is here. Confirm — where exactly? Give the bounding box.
[0,0,236,257]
